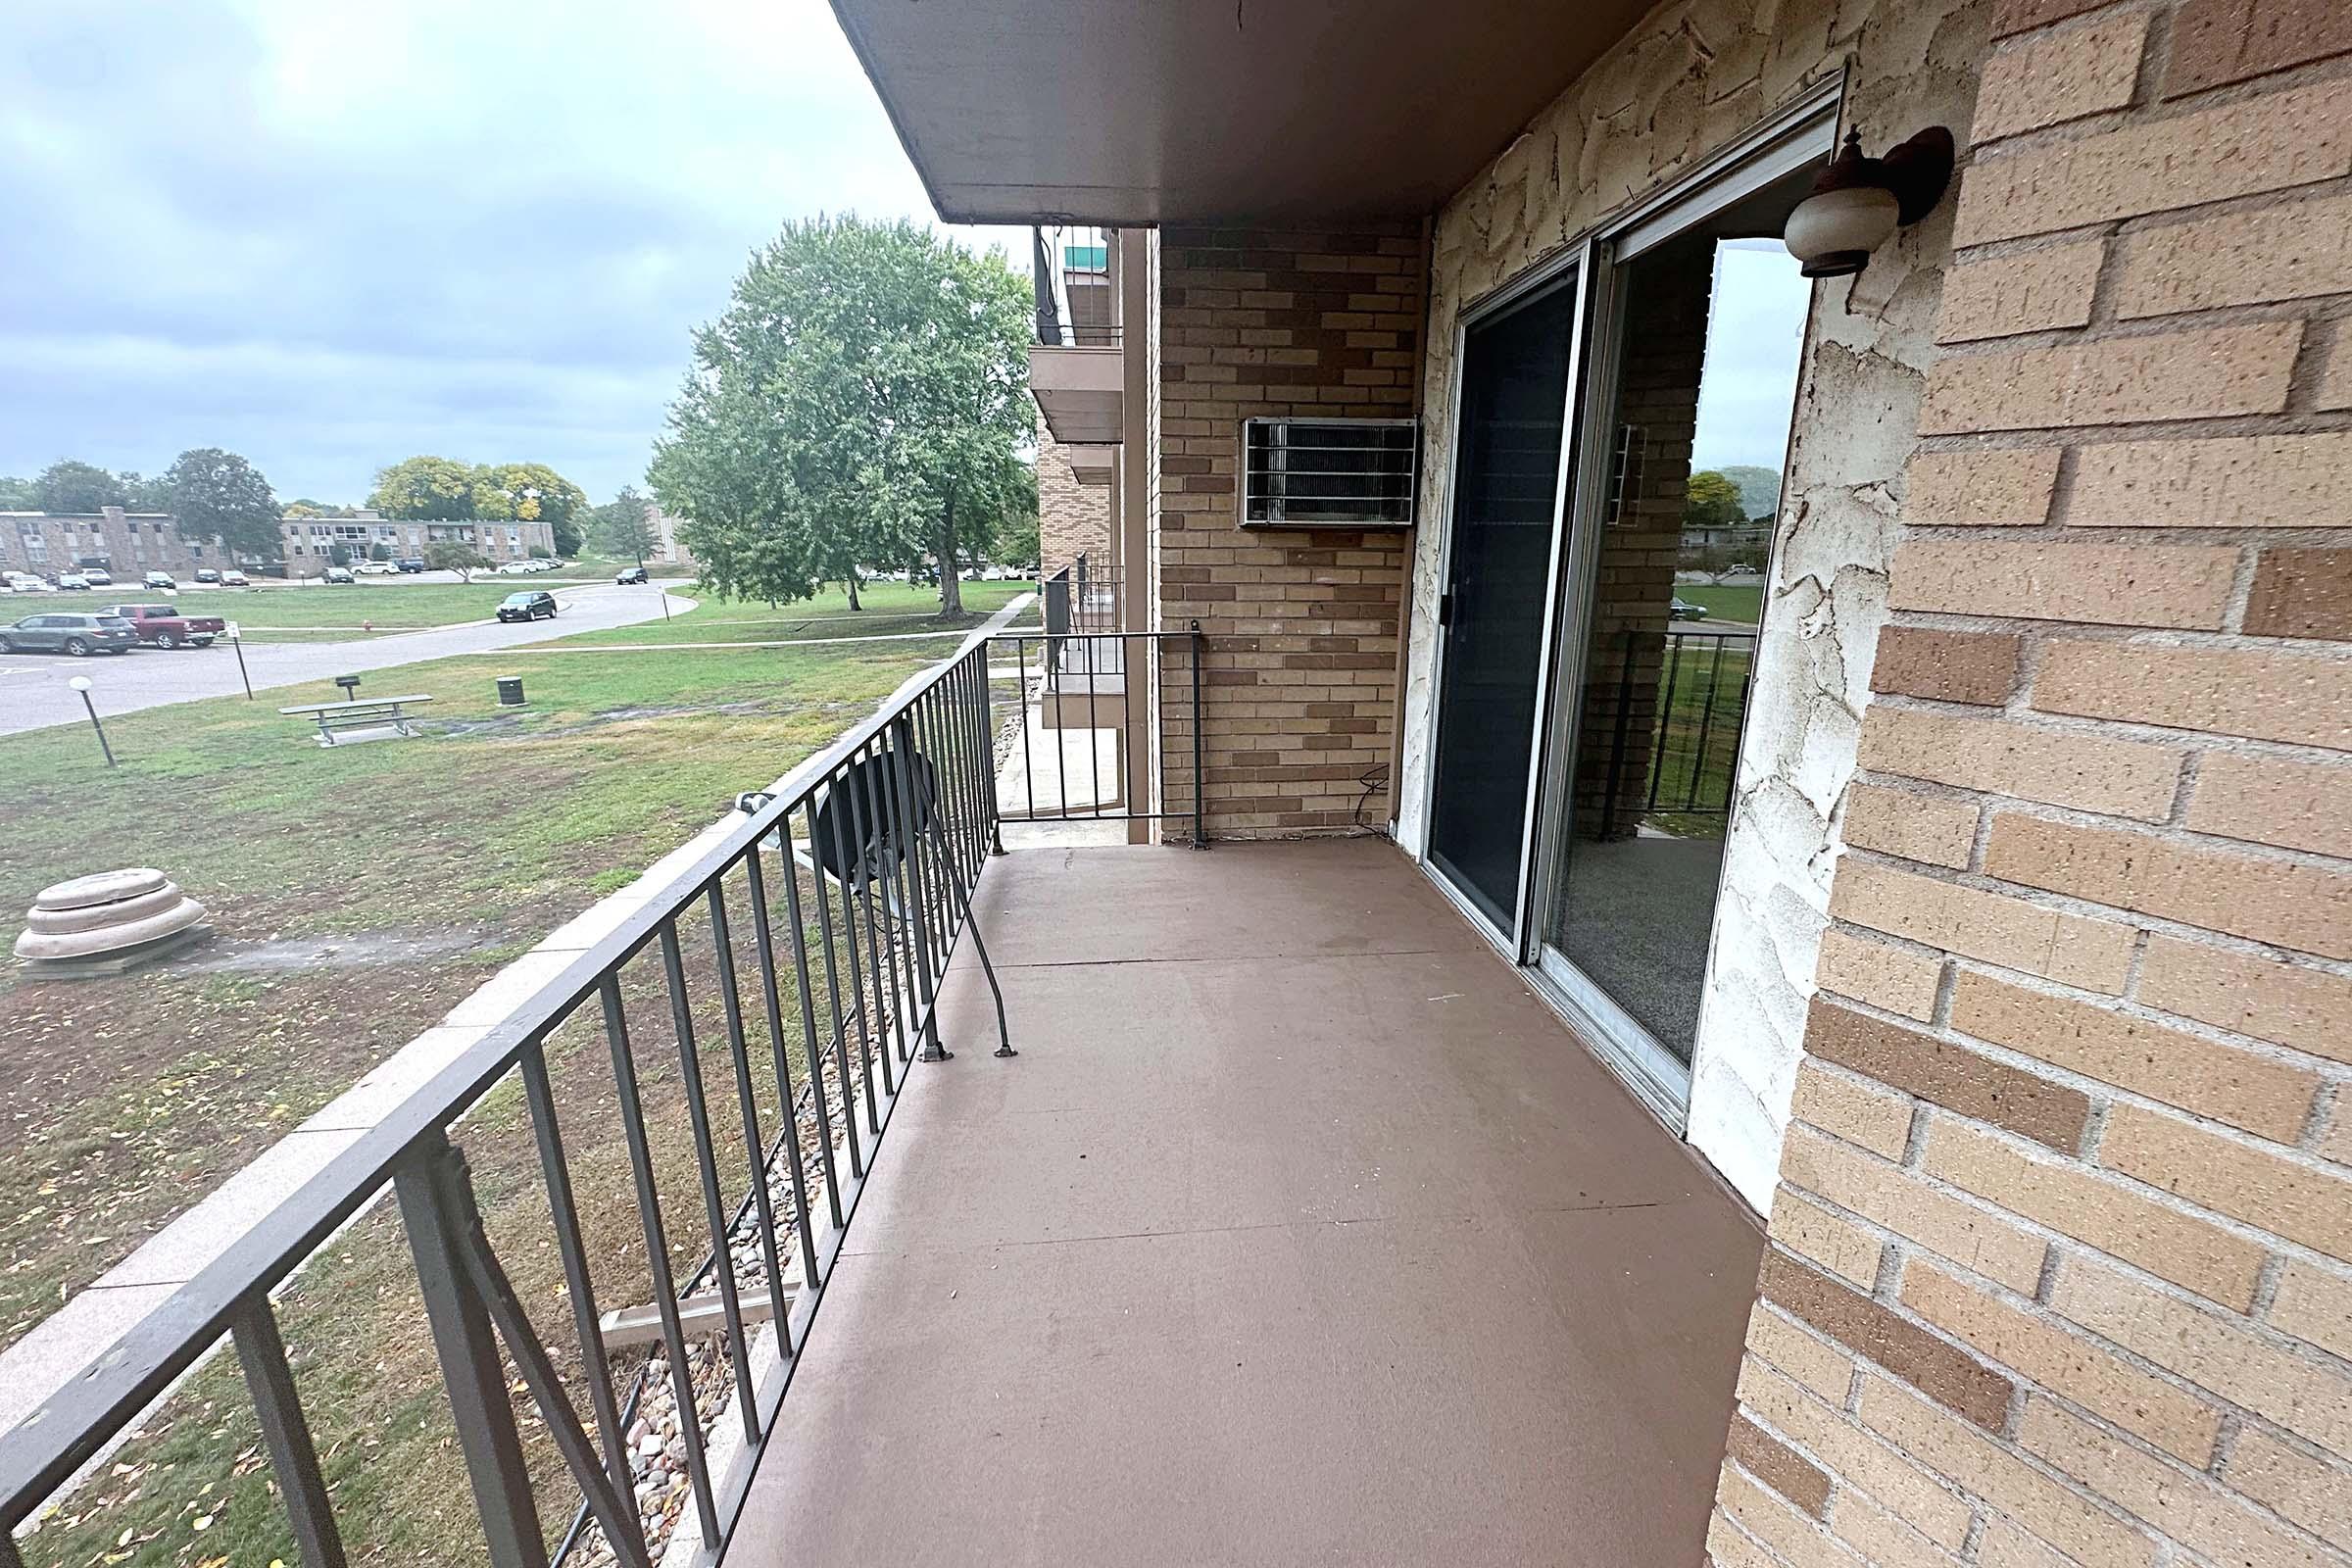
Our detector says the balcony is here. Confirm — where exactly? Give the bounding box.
[1030,224,1123,447]
[0,632,1759,1568]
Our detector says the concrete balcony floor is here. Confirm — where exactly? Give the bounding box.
[727,838,1761,1566]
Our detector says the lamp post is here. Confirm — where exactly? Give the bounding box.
[68,676,116,767]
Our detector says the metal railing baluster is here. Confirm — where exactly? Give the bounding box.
[393,1131,548,1568]
[743,848,821,1290]
[428,1145,654,1568]
[777,807,860,1183]
[230,1298,350,1568]
[597,976,722,1547]
[517,1042,645,1559]
[706,882,790,1365]
[847,746,911,1070]
[887,713,950,1062]
[657,920,760,1443]
[806,809,875,1142]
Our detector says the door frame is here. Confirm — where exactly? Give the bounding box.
[1412,77,1844,1118]
[1414,243,1595,952]
[1523,87,1842,1123]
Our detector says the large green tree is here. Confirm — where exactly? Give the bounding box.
[164,448,281,557]
[589,485,657,563]
[32,460,128,514]
[0,476,32,510]
[651,215,1033,615]
[369,456,479,519]
[1683,468,1745,530]
[478,462,588,555]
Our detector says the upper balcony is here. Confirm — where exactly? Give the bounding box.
[1030,224,1123,448]
[0,631,1759,1568]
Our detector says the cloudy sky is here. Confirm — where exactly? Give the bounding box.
[0,0,1018,505]
[1691,239,1813,476]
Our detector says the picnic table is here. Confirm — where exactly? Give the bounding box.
[277,694,437,747]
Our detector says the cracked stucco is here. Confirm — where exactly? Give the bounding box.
[1396,0,1989,1208]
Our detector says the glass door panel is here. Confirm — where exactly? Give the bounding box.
[1424,276,1581,935]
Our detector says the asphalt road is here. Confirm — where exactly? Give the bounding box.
[0,581,691,738]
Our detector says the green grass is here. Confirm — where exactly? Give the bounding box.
[1642,635,1753,836]
[555,579,1039,648]
[132,583,529,638]
[1674,582,1763,624]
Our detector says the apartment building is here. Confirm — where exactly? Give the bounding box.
[835,1,2352,1563]
[2,508,209,576]
[278,510,557,566]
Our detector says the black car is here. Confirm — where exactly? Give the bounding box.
[3,612,140,656]
[193,567,221,584]
[496,591,559,623]
[615,565,649,585]
[397,558,426,572]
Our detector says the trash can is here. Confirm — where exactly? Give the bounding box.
[496,675,525,708]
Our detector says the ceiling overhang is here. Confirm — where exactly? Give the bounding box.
[830,0,1653,224]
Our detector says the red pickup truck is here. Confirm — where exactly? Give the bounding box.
[100,603,226,650]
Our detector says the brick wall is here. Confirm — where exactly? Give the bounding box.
[1711,4,2352,1565]
[1,511,205,576]
[1156,223,1423,837]
[1035,426,1110,582]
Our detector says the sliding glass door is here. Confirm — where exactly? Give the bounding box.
[1423,271,1583,935]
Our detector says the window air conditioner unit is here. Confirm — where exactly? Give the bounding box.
[1241,416,1416,528]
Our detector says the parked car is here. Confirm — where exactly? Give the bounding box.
[615,565,649,585]
[3,571,46,593]
[357,560,395,575]
[83,567,114,587]
[55,572,91,591]
[322,566,356,584]
[2,612,138,656]
[496,590,559,623]
[1668,597,1709,620]
[193,567,221,585]
[143,570,177,590]
[100,603,225,649]
[396,558,426,573]
[220,568,250,587]
[496,560,536,576]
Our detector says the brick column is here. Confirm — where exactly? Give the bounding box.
[1710,5,2352,1566]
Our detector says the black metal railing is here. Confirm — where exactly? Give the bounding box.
[1032,224,1120,348]
[1642,627,1757,818]
[991,626,1205,849]
[0,631,1016,1568]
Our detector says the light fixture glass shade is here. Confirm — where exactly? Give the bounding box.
[1784,184,1900,278]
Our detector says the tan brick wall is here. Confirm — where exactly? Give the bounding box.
[1155,223,1422,837]
[1716,4,2352,1565]
[1035,425,1110,583]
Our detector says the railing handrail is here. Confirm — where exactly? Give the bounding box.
[0,612,1009,1525]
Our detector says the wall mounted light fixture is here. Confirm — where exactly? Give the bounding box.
[1784,126,1955,278]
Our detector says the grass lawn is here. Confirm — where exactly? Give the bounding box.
[142,583,537,640]
[1674,582,1763,625]
[1642,632,1754,836]
[557,579,1039,649]
[1,611,1023,1566]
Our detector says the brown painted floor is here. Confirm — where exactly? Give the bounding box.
[726,838,1763,1567]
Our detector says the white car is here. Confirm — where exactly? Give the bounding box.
[497,560,535,576]
[357,560,395,575]
[82,568,114,587]
[220,569,250,587]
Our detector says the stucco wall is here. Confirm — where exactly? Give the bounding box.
[1396,0,1990,1208]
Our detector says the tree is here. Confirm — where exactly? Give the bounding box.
[369,456,479,520]
[119,471,173,512]
[1718,465,1783,523]
[164,448,281,558]
[0,476,32,510]
[590,486,658,563]
[652,215,1034,617]
[423,541,490,581]
[284,501,325,519]
[1683,469,1745,531]
[32,460,127,514]
[328,544,354,568]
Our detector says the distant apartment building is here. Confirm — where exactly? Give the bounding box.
[643,502,699,568]
[278,510,556,568]
[2,508,210,576]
